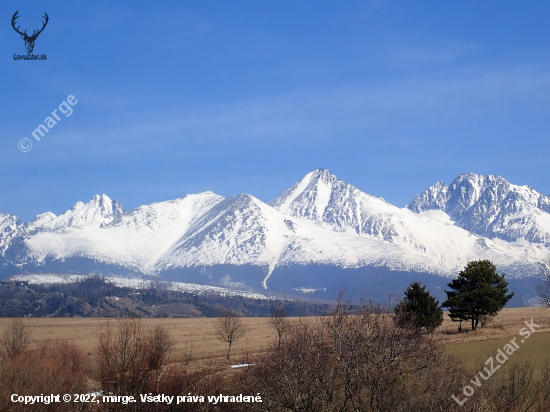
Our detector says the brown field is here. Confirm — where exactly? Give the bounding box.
[436,306,550,342]
[0,316,302,364]
[0,306,549,367]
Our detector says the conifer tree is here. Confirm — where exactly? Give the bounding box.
[395,281,443,333]
[443,260,513,331]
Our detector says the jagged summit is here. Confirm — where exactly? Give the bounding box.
[408,173,550,244]
[269,168,374,223]
[36,194,126,231]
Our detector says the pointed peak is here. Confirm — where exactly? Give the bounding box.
[89,194,113,203]
[230,193,261,204]
[308,168,338,183]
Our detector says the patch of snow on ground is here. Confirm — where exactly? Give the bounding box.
[230,364,253,368]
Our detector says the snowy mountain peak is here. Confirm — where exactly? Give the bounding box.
[270,169,420,244]
[29,194,126,232]
[33,212,57,222]
[408,173,550,244]
[310,168,338,182]
[269,169,346,221]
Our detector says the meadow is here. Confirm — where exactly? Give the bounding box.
[0,305,549,368]
[1,307,549,411]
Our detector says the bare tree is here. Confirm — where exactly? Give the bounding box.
[0,319,31,360]
[215,310,247,359]
[268,306,291,346]
[536,258,550,308]
[97,316,173,403]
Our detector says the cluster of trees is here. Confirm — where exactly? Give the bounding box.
[395,260,514,333]
[0,277,331,318]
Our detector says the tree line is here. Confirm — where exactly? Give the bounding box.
[0,276,331,318]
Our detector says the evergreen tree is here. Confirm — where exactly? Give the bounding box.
[395,281,443,333]
[443,260,514,331]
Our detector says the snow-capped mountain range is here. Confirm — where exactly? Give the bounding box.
[1,170,548,302]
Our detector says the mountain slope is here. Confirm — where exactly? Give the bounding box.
[0,213,23,256]
[22,192,223,273]
[269,169,491,262]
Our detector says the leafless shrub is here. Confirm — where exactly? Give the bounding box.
[535,363,550,412]
[96,317,173,407]
[240,319,338,412]
[240,299,471,412]
[268,306,291,346]
[325,300,446,412]
[489,361,539,412]
[0,340,90,412]
[0,319,31,360]
[147,325,174,372]
[215,310,247,359]
[155,364,236,412]
[454,361,540,412]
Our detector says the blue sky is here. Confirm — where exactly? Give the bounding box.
[2,1,550,220]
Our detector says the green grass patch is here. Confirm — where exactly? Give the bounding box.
[445,330,550,377]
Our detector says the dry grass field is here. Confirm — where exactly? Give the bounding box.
[436,306,550,342]
[0,316,303,365]
[0,306,549,368]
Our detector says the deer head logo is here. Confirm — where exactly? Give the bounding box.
[11,11,49,54]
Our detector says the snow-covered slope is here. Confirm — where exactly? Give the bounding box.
[23,192,223,273]
[0,170,548,297]
[407,173,550,244]
[0,213,23,256]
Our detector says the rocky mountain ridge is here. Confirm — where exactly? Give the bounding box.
[0,170,548,300]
